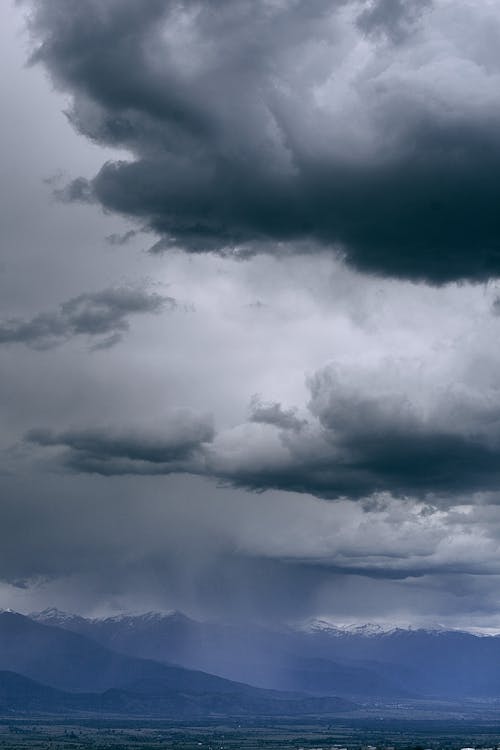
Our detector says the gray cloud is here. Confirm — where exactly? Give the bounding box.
[0,286,173,349]
[105,229,140,246]
[1,469,500,626]
[26,409,214,476]
[20,0,500,283]
[249,396,306,432]
[210,361,500,500]
[5,0,500,628]
[357,0,432,41]
[26,356,500,500]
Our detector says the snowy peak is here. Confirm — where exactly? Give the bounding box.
[28,609,496,639]
[33,607,75,619]
[30,608,88,627]
[0,607,191,634]
[301,619,456,637]
[30,608,195,629]
[303,619,399,636]
[102,609,188,625]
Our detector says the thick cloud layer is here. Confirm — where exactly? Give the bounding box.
[4,0,500,626]
[27,349,500,500]
[0,287,173,349]
[2,471,500,626]
[23,0,500,282]
[211,353,500,498]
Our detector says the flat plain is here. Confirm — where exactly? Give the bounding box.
[2,719,500,750]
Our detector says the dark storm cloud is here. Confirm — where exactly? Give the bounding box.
[23,0,500,283]
[0,287,173,349]
[26,356,500,500]
[3,468,500,622]
[26,410,214,476]
[210,364,500,500]
[272,558,500,581]
[214,433,500,500]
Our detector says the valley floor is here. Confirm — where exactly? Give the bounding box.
[3,718,500,750]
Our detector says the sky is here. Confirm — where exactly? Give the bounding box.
[3,0,500,630]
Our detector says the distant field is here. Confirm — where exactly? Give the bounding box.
[2,718,500,750]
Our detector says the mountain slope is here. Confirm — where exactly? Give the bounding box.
[30,610,500,700]
[29,610,419,699]
[0,611,247,693]
[307,626,500,698]
[0,670,84,713]
[0,613,355,717]
[0,670,355,717]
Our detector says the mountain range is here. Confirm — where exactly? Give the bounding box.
[28,609,500,701]
[2,608,500,719]
[0,611,354,717]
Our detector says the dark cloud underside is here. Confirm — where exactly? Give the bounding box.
[26,410,214,476]
[23,0,500,283]
[27,356,500,501]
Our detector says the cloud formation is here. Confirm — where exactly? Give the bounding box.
[249,396,306,432]
[0,287,173,349]
[27,350,500,501]
[22,0,500,282]
[357,0,432,41]
[210,358,500,500]
[2,469,500,626]
[26,409,214,475]
[5,0,500,626]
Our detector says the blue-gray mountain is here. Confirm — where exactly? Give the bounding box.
[31,610,500,700]
[0,612,354,717]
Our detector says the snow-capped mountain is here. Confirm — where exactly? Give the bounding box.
[27,608,500,701]
[0,611,355,717]
[303,619,400,636]
[301,618,467,637]
[31,607,185,630]
[30,607,89,627]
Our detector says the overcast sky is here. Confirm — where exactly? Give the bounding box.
[3,0,500,630]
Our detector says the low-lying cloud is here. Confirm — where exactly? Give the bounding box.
[26,351,500,501]
[0,287,174,349]
[26,409,214,476]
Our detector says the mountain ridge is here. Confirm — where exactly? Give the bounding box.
[0,669,356,718]
[30,608,500,638]
[0,612,356,717]
[27,608,500,701]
